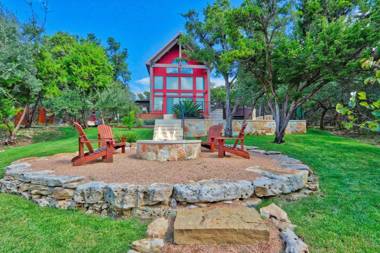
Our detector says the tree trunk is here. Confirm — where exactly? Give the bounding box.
[26,92,42,128]
[271,100,295,144]
[319,108,328,130]
[224,78,233,137]
[8,105,28,144]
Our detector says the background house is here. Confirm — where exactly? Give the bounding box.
[145,33,210,117]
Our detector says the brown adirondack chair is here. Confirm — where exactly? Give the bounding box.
[97,124,126,153]
[201,124,224,152]
[71,122,113,166]
[217,122,250,159]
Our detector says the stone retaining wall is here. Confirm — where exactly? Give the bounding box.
[184,119,307,138]
[0,151,314,219]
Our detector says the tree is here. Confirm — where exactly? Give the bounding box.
[40,32,114,125]
[234,0,380,143]
[22,0,48,128]
[0,7,40,143]
[106,37,130,85]
[182,0,249,136]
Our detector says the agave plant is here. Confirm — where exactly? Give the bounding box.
[173,100,202,119]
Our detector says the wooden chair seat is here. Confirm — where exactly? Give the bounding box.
[201,124,224,152]
[71,122,114,166]
[217,122,250,159]
[97,124,126,153]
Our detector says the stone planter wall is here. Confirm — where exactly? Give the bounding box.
[183,119,307,138]
[0,151,315,220]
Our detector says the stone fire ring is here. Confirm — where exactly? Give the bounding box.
[136,140,201,161]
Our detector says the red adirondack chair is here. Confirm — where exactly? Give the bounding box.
[201,124,224,152]
[97,124,126,153]
[71,122,113,166]
[217,122,250,159]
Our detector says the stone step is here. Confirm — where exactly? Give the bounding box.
[174,207,271,245]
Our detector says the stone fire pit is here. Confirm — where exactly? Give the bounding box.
[136,140,201,161]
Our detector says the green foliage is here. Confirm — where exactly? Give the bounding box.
[209,0,380,142]
[38,32,115,123]
[210,86,226,107]
[106,37,130,84]
[122,111,136,130]
[135,118,144,128]
[43,88,91,121]
[337,56,380,131]
[0,7,41,141]
[95,83,136,123]
[172,100,202,118]
[124,131,138,143]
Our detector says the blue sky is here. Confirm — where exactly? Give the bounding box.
[2,0,240,93]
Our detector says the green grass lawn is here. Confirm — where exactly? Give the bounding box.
[0,127,379,252]
[0,127,152,253]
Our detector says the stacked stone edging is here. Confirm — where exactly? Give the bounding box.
[0,151,316,219]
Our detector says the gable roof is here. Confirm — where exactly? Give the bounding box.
[146,32,198,72]
[146,33,182,69]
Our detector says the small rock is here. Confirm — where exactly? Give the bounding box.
[51,187,74,200]
[187,205,198,209]
[147,217,169,239]
[270,217,296,231]
[132,239,164,253]
[281,228,309,253]
[170,198,177,209]
[127,250,140,253]
[265,151,281,155]
[34,198,49,207]
[127,250,139,253]
[245,197,262,208]
[260,203,290,223]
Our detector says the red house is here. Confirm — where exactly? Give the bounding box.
[146,33,210,117]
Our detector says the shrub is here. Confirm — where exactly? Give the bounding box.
[122,111,136,130]
[136,118,144,128]
[125,132,138,143]
[173,100,202,118]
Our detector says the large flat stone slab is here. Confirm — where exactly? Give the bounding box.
[174,207,270,245]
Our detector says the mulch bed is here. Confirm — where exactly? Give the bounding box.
[21,149,290,185]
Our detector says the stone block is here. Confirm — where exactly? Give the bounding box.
[144,183,173,206]
[51,187,75,200]
[74,182,106,204]
[174,207,271,245]
[173,179,254,203]
[104,183,143,209]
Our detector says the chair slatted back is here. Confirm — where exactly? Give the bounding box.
[207,124,223,144]
[233,122,248,148]
[98,124,115,147]
[73,122,94,153]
